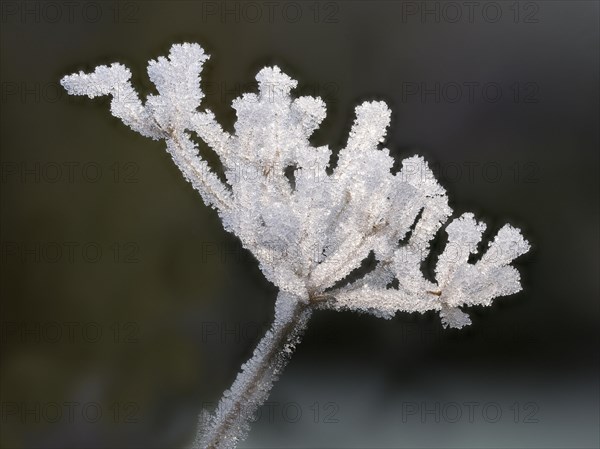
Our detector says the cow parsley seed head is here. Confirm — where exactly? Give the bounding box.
[62,43,530,448]
[61,42,530,325]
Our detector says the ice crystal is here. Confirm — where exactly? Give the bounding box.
[62,43,530,448]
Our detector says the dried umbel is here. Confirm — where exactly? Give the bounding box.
[62,43,530,448]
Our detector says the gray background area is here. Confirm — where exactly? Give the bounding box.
[1,1,598,448]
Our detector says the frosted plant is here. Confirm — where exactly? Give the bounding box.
[61,43,530,448]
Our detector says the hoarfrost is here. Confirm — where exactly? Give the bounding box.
[62,43,530,448]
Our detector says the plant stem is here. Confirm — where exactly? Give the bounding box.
[196,298,312,449]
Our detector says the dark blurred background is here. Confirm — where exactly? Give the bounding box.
[1,1,598,448]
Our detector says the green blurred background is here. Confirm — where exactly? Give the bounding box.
[1,1,598,448]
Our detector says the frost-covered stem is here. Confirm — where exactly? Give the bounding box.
[197,298,312,449]
[166,131,233,212]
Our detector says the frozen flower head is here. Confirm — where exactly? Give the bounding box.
[62,43,530,448]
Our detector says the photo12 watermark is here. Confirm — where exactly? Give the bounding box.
[400,400,540,424]
[1,401,140,424]
[204,80,341,106]
[399,1,540,24]
[1,321,141,344]
[1,241,141,264]
[198,1,340,24]
[200,400,340,425]
[0,1,141,24]
[0,161,140,184]
[397,81,540,104]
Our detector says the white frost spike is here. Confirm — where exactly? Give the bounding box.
[439,306,472,329]
[61,43,530,448]
[345,101,391,149]
[146,43,209,129]
[435,213,486,286]
[61,63,159,139]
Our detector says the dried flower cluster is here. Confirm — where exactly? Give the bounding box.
[62,43,530,448]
